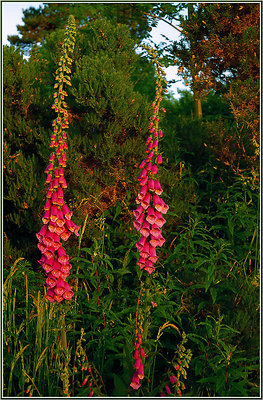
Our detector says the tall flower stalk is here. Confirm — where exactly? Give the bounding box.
[36,15,79,303]
[133,45,168,276]
[130,46,168,391]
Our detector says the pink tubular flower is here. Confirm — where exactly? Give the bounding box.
[140,221,151,237]
[57,247,69,265]
[42,210,50,225]
[136,235,147,252]
[133,219,143,232]
[145,207,156,224]
[44,198,52,211]
[137,184,148,201]
[136,257,145,269]
[149,246,158,263]
[169,375,177,384]
[133,205,144,219]
[147,150,154,161]
[45,289,55,302]
[60,229,71,241]
[165,385,171,395]
[154,180,163,195]
[130,381,141,390]
[139,175,148,187]
[150,224,162,238]
[137,363,144,379]
[154,211,166,228]
[82,377,88,386]
[156,154,163,164]
[151,164,158,175]
[139,160,146,169]
[36,225,48,241]
[148,178,155,192]
[62,203,73,220]
[141,192,151,210]
[134,358,141,370]
[138,168,147,181]
[59,176,67,188]
[140,241,150,259]
[50,205,58,222]
[153,194,169,214]
[146,161,152,171]
[140,347,145,357]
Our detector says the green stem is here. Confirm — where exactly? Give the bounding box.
[61,314,67,350]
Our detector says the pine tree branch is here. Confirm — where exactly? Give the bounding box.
[131,4,183,34]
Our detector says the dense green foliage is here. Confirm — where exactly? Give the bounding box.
[3,3,259,397]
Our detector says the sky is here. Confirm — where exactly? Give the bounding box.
[2,1,187,98]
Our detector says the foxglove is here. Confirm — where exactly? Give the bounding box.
[37,15,79,302]
[133,47,168,276]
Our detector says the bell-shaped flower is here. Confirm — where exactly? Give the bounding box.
[53,178,59,188]
[146,150,154,162]
[57,246,69,265]
[60,228,71,241]
[59,176,67,188]
[54,277,66,296]
[53,293,64,303]
[56,208,65,227]
[46,173,52,184]
[150,224,162,238]
[36,225,48,241]
[136,257,146,269]
[62,203,72,220]
[137,168,147,182]
[139,160,146,169]
[42,210,50,225]
[63,288,74,300]
[149,246,158,263]
[44,198,51,211]
[50,205,58,222]
[141,192,151,210]
[133,205,144,220]
[165,385,171,395]
[136,235,147,252]
[148,178,155,192]
[57,186,64,199]
[140,240,150,259]
[137,184,148,202]
[151,164,158,175]
[146,207,156,224]
[154,180,163,195]
[137,363,144,379]
[140,347,145,357]
[46,275,57,288]
[139,176,148,186]
[156,154,163,164]
[134,357,142,370]
[45,288,55,302]
[146,162,152,171]
[154,211,166,227]
[140,221,151,238]
[65,219,80,236]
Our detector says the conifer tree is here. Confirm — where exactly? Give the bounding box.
[3,45,46,261]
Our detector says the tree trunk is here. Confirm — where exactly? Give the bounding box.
[194,95,202,119]
[188,4,203,119]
